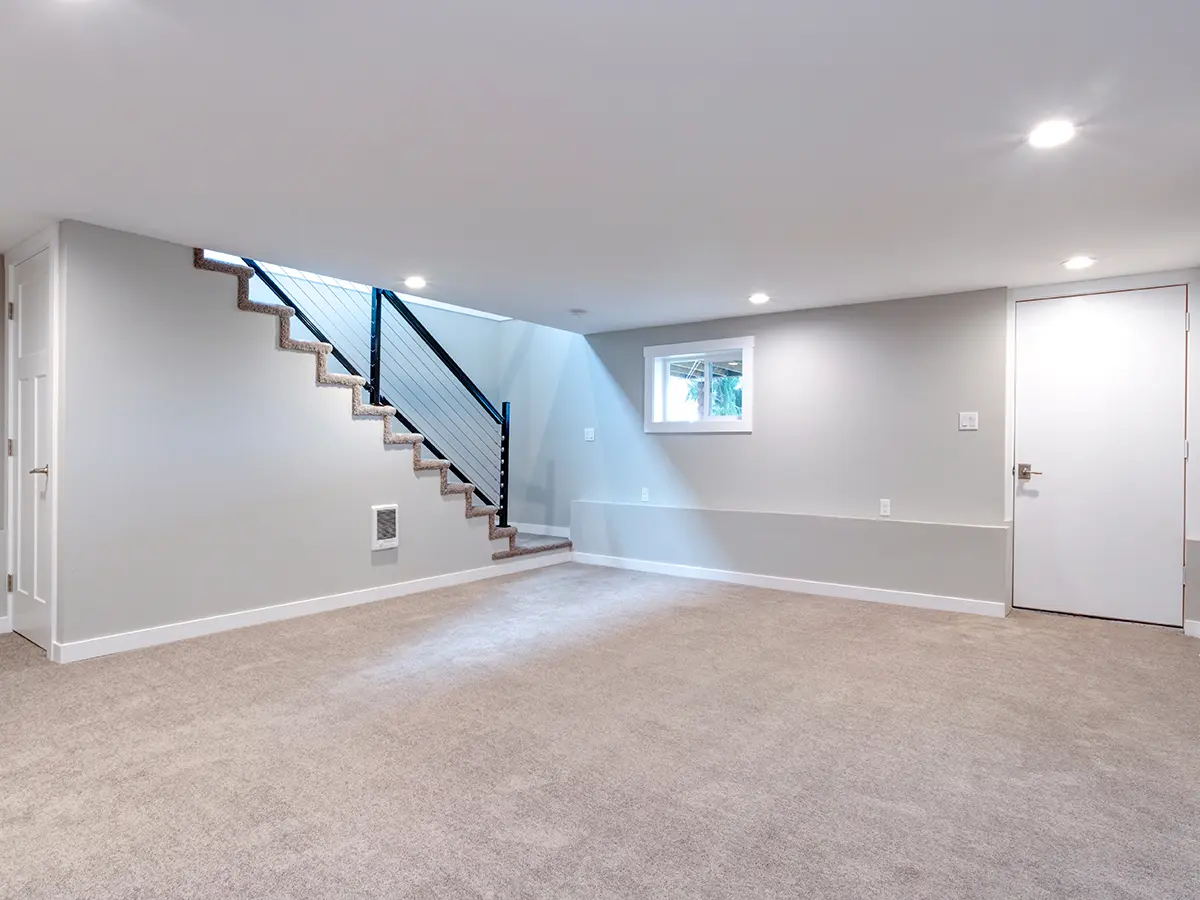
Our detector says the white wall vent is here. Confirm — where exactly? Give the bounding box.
[371,504,399,551]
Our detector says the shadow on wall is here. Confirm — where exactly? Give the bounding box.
[499,324,556,525]
[583,331,708,512]
[521,460,556,530]
[492,321,696,530]
[496,321,535,395]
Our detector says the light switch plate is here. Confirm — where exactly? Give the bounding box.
[958,411,979,431]
[584,427,595,442]
[879,499,891,517]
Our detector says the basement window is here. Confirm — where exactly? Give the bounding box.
[644,336,754,433]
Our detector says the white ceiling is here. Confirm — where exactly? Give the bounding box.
[2,0,1198,333]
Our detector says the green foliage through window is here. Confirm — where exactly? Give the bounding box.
[687,365,742,418]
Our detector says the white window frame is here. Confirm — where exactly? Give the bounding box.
[643,336,754,434]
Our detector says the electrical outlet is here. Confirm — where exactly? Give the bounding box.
[583,427,595,442]
[641,487,650,502]
[958,411,979,431]
[879,499,891,517]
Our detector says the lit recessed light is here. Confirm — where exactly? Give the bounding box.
[1063,255,1096,270]
[1028,119,1077,149]
[748,293,770,305]
[403,275,427,290]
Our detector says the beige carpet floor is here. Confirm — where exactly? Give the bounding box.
[2,563,1198,899]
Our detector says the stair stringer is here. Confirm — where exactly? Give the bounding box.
[193,250,571,560]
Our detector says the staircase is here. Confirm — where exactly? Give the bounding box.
[194,249,571,561]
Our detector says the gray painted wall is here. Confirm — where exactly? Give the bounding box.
[472,290,1012,605]
[413,305,503,401]
[572,501,1011,604]
[490,289,1008,530]
[56,222,498,644]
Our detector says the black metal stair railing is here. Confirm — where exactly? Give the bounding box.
[239,257,510,525]
[376,289,504,508]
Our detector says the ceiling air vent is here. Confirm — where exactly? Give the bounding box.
[371,504,399,551]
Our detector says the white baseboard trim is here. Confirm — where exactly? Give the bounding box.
[572,552,1008,619]
[1185,619,1200,639]
[511,522,571,539]
[51,551,572,664]
[0,614,11,635]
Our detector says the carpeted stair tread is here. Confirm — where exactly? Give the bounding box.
[492,538,573,560]
[350,386,396,418]
[279,317,333,355]
[383,420,424,445]
[414,458,451,471]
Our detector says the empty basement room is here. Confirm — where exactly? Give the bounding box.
[3,2,1200,899]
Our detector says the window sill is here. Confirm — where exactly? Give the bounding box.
[644,419,753,434]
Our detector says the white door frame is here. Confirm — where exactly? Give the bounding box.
[4,224,62,655]
[1008,274,1193,627]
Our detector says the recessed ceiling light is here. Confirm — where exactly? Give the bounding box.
[1028,119,1077,149]
[748,293,770,305]
[403,275,427,290]
[1063,255,1096,270]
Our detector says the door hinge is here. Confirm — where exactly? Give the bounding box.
[1186,440,1190,460]
[6,303,12,321]
[6,438,11,457]
[1187,311,1192,333]
[6,574,11,593]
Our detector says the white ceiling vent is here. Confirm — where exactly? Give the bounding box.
[371,504,399,551]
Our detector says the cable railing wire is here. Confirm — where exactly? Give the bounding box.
[379,323,501,452]
[379,306,502,447]
[237,256,506,513]
[377,332,500,463]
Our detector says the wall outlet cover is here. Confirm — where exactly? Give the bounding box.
[879,499,891,517]
[958,411,979,431]
[584,427,595,442]
[641,488,650,502]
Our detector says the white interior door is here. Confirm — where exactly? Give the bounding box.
[10,248,54,649]
[1013,286,1186,626]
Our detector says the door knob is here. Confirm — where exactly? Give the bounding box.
[29,465,49,476]
[1017,463,1042,481]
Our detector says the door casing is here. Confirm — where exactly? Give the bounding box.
[4,224,61,656]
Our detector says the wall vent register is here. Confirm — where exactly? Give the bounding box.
[371,504,399,551]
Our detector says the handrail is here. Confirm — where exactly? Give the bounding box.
[380,289,503,424]
[244,258,498,509]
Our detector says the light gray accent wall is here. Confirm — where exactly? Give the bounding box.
[411,305,503,401]
[56,222,496,644]
[572,501,1010,603]
[1186,540,1200,622]
[494,320,595,528]
[491,289,1008,530]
